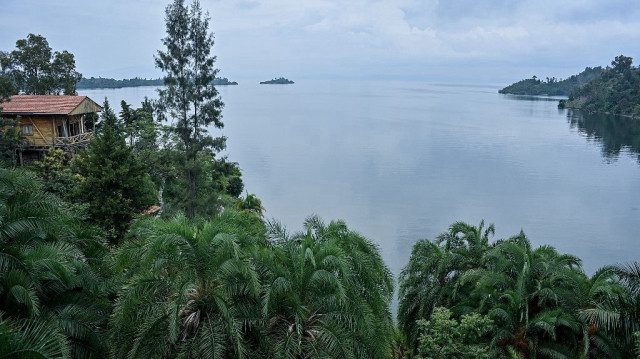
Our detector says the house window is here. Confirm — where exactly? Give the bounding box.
[21,125,33,136]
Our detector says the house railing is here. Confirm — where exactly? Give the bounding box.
[53,132,93,147]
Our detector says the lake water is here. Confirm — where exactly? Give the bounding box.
[80,80,640,277]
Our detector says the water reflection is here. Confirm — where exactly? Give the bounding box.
[567,109,640,163]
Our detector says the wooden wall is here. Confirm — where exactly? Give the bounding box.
[19,116,56,147]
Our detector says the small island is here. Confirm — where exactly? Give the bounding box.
[260,77,294,84]
[213,77,238,86]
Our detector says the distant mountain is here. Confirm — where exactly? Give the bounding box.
[561,55,640,115]
[77,77,238,89]
[499,67,603,96]
[260,77,294,85]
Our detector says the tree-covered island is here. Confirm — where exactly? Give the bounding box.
[260,77,294,84]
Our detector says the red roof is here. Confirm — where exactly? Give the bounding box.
[0,95,101,115]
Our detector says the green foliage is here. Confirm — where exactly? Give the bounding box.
[110,213,262,358]
[499,67,603,96]
[0,168,110,358]
[0,51,18,97]
[0,316,70,359]
[262,216,395,358]
[109,213,394,358]
[226,176,244,197]
[0,116,22,168]
[235,192,264,217]
[29,148,77,200]
[4,34,81,95]
[398,220,640,358]
[3,165,640,359]
[397,220,495,350]
[0,84,20,167]
[73,100,156,243]
[155,0,225,218]
[415,307,493,359]
[565,55,640,115]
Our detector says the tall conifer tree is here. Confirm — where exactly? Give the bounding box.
[74,100,155,243]
[155,0,224,218]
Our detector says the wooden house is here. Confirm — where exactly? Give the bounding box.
[1,95,102,162]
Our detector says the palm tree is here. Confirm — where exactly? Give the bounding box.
[0,316,69,358]
[398,240,456,351]
[469,233,586,358]
[610,262,640,357]
[438,220,495,271]
[109,213,261,359]
[263,216,395,358]
[0,168,109,358]
[398,220,495,351]
[575,267,625,358]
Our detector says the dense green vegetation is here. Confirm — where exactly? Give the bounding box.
[398,221,640,358]
[499,66,603,96]
[1,166,640,358]
[76,77,237,89]
[501,55,640,115]
[563,55,640,115]
[2,1,640,358]
[260,77,294,84]
[0,167,395,358]
[155,0,227,218]
[0,66,22,167]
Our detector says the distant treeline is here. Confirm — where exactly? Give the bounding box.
[76,77,164,89]
[499,66,603,96]
[77,76,238,89]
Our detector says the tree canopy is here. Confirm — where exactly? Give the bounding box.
[1,33,82,95]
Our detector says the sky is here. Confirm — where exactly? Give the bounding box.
[1,0,640,83]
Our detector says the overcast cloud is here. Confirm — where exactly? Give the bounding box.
[1,0,639,83]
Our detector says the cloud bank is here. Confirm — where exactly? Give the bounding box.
[1,0,639,82]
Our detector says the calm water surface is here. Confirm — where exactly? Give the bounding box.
[81,80,640,276]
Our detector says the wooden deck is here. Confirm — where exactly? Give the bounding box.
[53,132,93,147]
[23,132,93,150]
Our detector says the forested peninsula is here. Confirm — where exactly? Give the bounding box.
[2,1,640,359]
[502,55,640,116]
[562,55,640,115]
[499,66,603,96]
[76,76,238,89]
